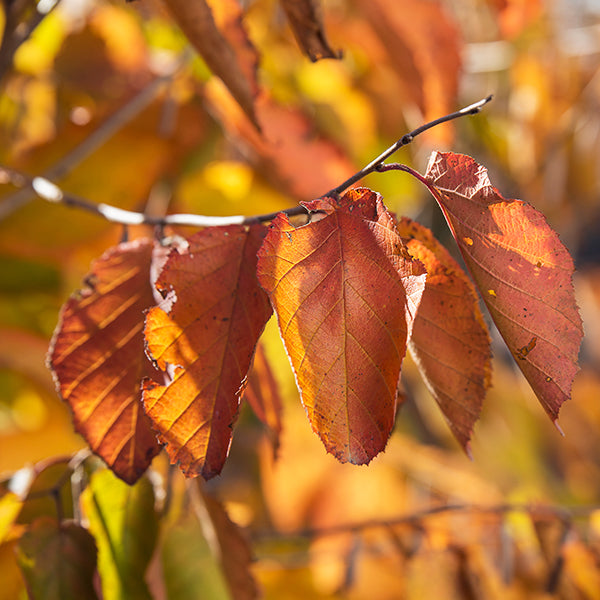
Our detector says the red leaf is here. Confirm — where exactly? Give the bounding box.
[163,0,259,127]
[423,151,583,422]
[256,189,426,464]
[278,0,340,61]
[396,217,492,450]
[143,224,272,479]
[243,343,284,451]
[48,239,162,484]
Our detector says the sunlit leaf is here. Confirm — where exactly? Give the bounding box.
[48,239,162,484]
[257,189,425,464]
[16,517,99,600]
[423,151,583,422]
[80,469,158,600]
[278,0,339,61]
[396,217,492,450]
[143,224,272,479]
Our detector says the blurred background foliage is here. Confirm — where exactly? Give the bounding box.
[2,0,600,598]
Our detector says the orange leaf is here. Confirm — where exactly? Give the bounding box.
[243,343,284,452]
[162,0,259,126]
[143,224,272,479]
[396,217,492,450]
[256,189,426,464]
[48,239,162,484]
[423,151,583,422]
[278,0,340,61]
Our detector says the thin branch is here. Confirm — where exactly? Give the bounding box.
[0,96,493,227]
[323,95,493,198]
[0,54,189,220]
[0,0,55,82]
[252,501,591,544]
[0,165,309,226]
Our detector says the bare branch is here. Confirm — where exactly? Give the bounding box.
[323,95,493,198]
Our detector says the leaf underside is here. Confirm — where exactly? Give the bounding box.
[257,188,425,464]
[424,151,583,422]
[143,224,272,479]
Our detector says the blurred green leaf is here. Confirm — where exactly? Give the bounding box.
[16,517,99,600]
[81,469,158,600]
[162,512,232,600]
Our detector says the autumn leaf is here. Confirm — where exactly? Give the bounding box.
[16,518,99,600]
[243,343,284,451]
[48,239,162,485]
[162,0,259,126]
[396,217,492,451]
[423,151,583,422]
[278,0,340,61]
[256,189,426,464]
[143,224,272,479]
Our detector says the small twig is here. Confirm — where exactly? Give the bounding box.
[0,55,188,220]
[323,95,493,198]
[0,0,57,82]
[252,501,585,544]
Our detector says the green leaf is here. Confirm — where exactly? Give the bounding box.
[81,469,158,600]
[16,517,99,600]
[162,513,232,600]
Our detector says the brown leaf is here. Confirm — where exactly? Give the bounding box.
[162,0,259,126]
[396,217,492,450]
[143,224,272,479]
[278,0,340,61]
[243,343,284,452]
[256,189,425,464]
[423,151,583,422]
[48,239,162,484]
